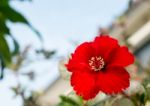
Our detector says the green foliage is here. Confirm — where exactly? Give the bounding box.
[112,98,135,106]
[0,35,11,64]
[143,77,150,101]
[0,0,42,79]
[57,95,83,106]
[11,37,20,56]
[0,52,5,79]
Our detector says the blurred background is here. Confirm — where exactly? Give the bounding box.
[0,0,150,106]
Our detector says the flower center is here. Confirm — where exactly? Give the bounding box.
[89,56,105,71]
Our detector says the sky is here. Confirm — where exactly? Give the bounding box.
[0,0,129,106]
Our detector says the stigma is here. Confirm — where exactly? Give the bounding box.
[89,56,105,71]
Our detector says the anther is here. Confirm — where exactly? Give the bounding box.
[89,56,105,71]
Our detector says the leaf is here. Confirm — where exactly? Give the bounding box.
[0,20,10,35]
[11,36,20,56]
[1,6,29,24]
[140,93,146,104]
[143,77,150,87]
[0,3,43,40]
[58,95,80,106]
[0,35,12,65]
[0,53,5,79]
[0,0,9,6]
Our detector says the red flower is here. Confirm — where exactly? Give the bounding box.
[66,35,134,100]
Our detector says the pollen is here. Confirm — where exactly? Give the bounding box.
[89,56,105,71]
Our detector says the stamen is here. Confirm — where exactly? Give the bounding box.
[89,56,105,71]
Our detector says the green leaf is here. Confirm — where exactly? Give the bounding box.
[0,0,9,7]
[0,20,10,35]
[0,3,43,40]
[0,53,5,79]
[142,78,150,101]
[11,36,20,56]
[0,35,11,65]
[140,93,146,104]
[58,95,80,106]
[1,6,29,24]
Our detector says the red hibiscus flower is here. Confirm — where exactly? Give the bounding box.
[66,35,134,100]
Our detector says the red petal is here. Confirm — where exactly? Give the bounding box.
[66,42,94,72]
[96,67,130,94]
[108,46,134,67]
[92,35,119,62]
[73,42,95,62]
[66,59,90,72]
[71,71,99,100]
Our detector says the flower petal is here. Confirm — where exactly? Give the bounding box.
[66,42,94,72]
[108,46,134,67]
[71,71,99,100]
[73,42,95,62]
[66,59,90,72]
[92,35,119,62]
[97,67,130,94]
